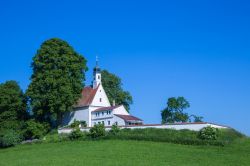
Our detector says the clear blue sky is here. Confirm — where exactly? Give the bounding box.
[0,0,249,135]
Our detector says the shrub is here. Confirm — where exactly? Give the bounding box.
[103,128,227,146]
[198,126,219,140]
[70,120,87,128]
[80,121,87,127]
[0,129,21,148]
[109,125,120,135]
[89,124,105,138]
[69,128,85,140]
[23,119,49,140]
[70,120,81,128]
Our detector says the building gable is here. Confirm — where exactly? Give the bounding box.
[91,84,111,107]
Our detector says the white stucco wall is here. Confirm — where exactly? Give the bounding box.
[113,105,129,115]
[90,105,128,127]
[58,123,228,134]
[121,123,228,131]
[62,107,90,126]
[113,115,126,126]
[91,111,126,126]
[91,84,111,107]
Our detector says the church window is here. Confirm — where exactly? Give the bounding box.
[100,98,102,102]
[98,75,100,79]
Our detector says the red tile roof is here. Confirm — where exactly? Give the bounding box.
[74,85,100,108]
[114,114,143,122]
[92,105,121,112]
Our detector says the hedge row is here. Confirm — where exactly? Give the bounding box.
[44,127,245,147]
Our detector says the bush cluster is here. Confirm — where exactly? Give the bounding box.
[69,128,85,140]
[109,125,120,135]
[103,127,244,146]
[43,126,246,147]
[0,129,22,148]
[70,120,87,128]
[0,119,50,148]
[23,119,49,140]
[89,124,106,139]
[198,126,219,140]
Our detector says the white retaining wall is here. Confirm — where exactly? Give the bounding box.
[58,123,228,134]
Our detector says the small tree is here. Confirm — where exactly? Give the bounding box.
[190,115,204,122]
[161,97,190,123]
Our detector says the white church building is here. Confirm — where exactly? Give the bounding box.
[62,62,143,127]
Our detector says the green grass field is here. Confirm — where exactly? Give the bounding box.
[0,139,249,166]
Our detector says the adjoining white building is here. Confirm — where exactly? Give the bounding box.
[62,61,143,127]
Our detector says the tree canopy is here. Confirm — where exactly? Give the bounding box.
[0,81,27,123]
[27,38,88,126]
[161,97,204,123]
[101,70,133,111]
[161,97,190,123]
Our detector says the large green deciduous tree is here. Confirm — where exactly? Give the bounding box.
[0,81,28,123]
[161,97,190,123]
[101,70,133,111]
[27,38,88,126]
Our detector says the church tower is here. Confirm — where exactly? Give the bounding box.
[93,56,101,89]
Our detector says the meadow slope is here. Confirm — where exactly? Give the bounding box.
[0,139,249,166]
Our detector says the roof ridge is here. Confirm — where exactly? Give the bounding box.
[74,84,100,108]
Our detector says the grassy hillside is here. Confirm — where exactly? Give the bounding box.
[0,139,249,166]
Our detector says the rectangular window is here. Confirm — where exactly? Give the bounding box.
[102,121,104,125]
[100,98,102,102]
[102,112,104,116]
[108,121,110,125]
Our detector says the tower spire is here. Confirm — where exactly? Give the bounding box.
[93,56,101,88]
[96,55,99,67]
